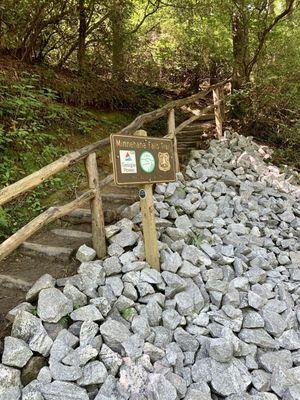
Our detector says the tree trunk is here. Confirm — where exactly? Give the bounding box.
[111,0,126,81]
[231,4,250,117]
[78,0,87,74]
[232,7,250,90]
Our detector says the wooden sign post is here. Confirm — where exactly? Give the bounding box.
[135,130,159,271]
[110,130,177,271]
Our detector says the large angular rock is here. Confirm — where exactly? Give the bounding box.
[2,336,33,368]
[259,350,293,373]
[174,328,199,352]
[0,364,21,400]
[261,310,287,337]
[37,288,73,323]
[182,245,212,266]
[238,329,278,349]
[208,338,233,363]
[62,345,98,367]
[40,381,89,400]
[63,284,87,308]
[26,274,56,302]
[99,344,122,376]
[49,361,82,381]
[110,229,139,247]
[12,311,53,356]
[175,291,194,316]
[100,319,131,353]
[76,244,96,262]
[77,361,107,386]
[278,330,300,350]
[210,358,252,396]
[283,384,300,400]
[147,373,177,400]
[119,358,148,398]
[270,366,298,397]
[70,305,103,322]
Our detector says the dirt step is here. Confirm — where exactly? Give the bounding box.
[180,122,214,132]
[101,192,138,203]
[0,274,31,291]
[181,112,215,121]
[51,229,92,240]
[20,242,75,262]
[177,144,200,150]
[177,141,199,145]
[61,208,123,225]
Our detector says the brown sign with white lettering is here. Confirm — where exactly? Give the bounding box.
[110,134,176,185]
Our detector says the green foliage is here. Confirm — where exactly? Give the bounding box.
[190,228,205,248]
[59,315,72,327]
[0,71,100,240]
[120,307,136,321]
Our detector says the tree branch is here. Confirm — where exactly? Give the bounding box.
[246,0,296,75]
[131,0,162,34]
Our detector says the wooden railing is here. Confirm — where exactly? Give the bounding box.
[0,81,227,262]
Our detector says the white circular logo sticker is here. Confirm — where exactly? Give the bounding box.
[140,151,155,173]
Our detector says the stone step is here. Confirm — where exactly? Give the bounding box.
[20,242,74,262]
[51,229,92,240]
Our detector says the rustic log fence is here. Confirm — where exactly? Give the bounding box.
[0,81,227,262]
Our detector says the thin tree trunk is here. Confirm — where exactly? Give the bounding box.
[232,7,250,91]
[111,0,126,81]
[231,3,251,118]
[78,0,87,74]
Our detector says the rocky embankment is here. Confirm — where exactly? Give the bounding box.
[0,132,299,400]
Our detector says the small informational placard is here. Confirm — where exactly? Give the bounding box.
[119,150,137,174]
[110,134,176,186]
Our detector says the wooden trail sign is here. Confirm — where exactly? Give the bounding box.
[110,131,175,271]
[110,134,176,186]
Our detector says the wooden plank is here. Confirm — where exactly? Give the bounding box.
[140,184,160,271]
[85,153,106,259]
[0,190,95,262]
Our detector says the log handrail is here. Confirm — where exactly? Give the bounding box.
[0,80,228,262]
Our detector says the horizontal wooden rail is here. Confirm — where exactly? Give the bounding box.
[0,190,95,262]
[174,103,217,135]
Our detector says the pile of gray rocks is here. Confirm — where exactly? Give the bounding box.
[1,132,300,400]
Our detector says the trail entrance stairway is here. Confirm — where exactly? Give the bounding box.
[0,81,227,331]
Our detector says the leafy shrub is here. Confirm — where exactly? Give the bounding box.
[0,72,98,240]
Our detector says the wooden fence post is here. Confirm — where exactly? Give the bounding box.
[213,86,224,139]
[168,109,180,173]
[85,153,106,258]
